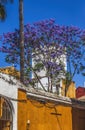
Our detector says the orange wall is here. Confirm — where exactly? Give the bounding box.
[18,89,72,130]
[0,97,2,117]
[62,80,76,98]
[0,67,20,79]
[18,89,27,130]
[27,99,72,130]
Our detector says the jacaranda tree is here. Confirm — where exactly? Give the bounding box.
[1,19,85,96]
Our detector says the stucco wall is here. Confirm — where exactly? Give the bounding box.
[18,89,72,130]
[0,73,18,130]
[26,99,72,130]
[18,89,27,130]
[62,80,76,98]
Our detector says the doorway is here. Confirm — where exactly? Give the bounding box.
[72,108,85,130]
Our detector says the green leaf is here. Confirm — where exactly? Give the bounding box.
[33,63,44,72]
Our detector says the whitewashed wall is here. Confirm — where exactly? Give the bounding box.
[32,54,67,94]
[0,73,19,130]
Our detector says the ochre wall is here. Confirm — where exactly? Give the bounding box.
[0,97,2,118]
[62,80,76,98]
[18,89,72,130]
[26,99,72,130]
[17,89,27,130]
[0,67,20,79]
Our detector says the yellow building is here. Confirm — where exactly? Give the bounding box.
[62,80,76,98]
[0,66,20,79]
[0,66,84,130]
[18,88,85,130]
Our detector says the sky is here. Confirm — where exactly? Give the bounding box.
[0,0,85,87]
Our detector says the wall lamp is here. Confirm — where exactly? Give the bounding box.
[26,120,30,130]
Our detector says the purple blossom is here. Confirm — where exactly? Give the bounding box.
[0,18,85,86]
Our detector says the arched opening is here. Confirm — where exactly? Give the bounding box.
[0,96,13,130]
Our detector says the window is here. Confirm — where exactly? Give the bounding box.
[0,97,13,130]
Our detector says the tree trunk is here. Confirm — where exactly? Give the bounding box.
[65,86,67,96]
[19,0,24,83]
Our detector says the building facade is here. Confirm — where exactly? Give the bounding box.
[76,87,85,98]
[0,72,85,130]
